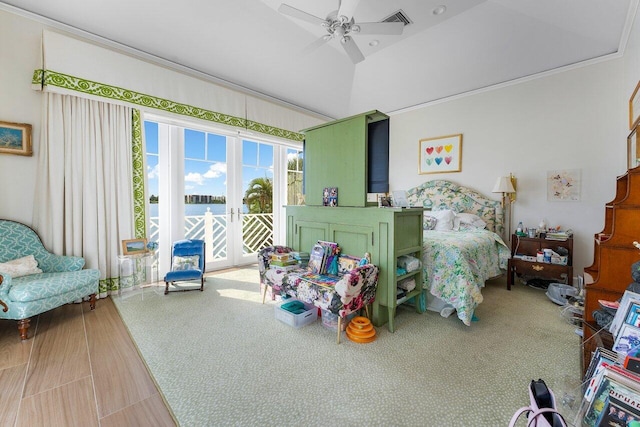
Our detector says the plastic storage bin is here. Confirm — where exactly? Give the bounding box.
[274,300,317,328]
[321,309,356,331]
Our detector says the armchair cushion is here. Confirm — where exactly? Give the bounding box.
[171,255,200,271]
[9,270,99,302]
[0,255,42,278]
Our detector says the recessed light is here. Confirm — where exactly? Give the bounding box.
[369,40,379,47]
[432,5,447,15]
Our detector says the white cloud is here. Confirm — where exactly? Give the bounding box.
[185,172,204,185]
[204,162,227,178]
[147,163,159,180]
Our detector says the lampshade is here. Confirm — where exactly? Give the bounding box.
[492,176,516,194]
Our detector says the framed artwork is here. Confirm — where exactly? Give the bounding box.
[630,80,640,130]
[0,121,32,156]
[418,134,462,174]
[629,125,640,169]
[122,238,148,255]
[547,169,581,201]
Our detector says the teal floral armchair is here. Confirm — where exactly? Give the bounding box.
[0,220,100,340]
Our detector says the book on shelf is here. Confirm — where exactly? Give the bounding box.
[307,243,327,274]
[317,240,340,275]
[269,263,301,272]
[270,259,298,267]
[271,253,291,262]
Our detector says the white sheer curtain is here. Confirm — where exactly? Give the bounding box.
[33,92,135,297]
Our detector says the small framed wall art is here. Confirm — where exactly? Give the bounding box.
[631,80,640,130]
[419,134,462,174]
[0,121,32,156]
[122,238,148,255]
[547,169,581,202]
[629,124,640,169]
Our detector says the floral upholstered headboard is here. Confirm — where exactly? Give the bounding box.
[405,180,504,235]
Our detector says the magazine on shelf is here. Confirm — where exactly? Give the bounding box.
[610,291,640,337]
[584,347,619,388]
[627,302,640,328]
[582,369,640,426]
[614,323,640,356]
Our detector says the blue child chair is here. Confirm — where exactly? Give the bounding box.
[164,239,205,295]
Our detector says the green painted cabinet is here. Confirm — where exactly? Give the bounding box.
[302,110,389,207]
[285,206,425,332]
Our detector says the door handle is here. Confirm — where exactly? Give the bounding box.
[230,207,234,223]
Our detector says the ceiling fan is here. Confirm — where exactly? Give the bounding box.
[278,0,405,64]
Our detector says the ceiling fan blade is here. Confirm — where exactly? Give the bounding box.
[278,4,326,26]
[337,0,360,22]
[341,36,365,64]
[355,22,404,36]
[300,36,331,56]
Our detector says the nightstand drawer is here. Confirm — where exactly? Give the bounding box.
[510,259,572,281]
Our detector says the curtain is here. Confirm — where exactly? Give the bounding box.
[33,92,135,297]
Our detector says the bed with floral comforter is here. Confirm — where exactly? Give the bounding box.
[406,179,510,326]
[422,228,510,325]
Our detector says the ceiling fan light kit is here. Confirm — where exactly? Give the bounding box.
[278,0,405,64]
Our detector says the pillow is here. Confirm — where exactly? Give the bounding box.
[172,255,200,271]
[423,215,437,230]
[0,255,43,278]
[427,209,456,231]
[456,212,487,229]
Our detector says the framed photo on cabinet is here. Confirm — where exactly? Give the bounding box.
[629,125,640,169]
[418,133,462,174]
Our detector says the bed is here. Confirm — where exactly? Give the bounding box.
[405,180,511,326]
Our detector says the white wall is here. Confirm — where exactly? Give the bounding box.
[389,58,629,272]
[0,10,44,224]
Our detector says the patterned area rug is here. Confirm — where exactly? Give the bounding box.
[113,268,581,426]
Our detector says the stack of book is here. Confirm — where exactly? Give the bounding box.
[577,289,640,425]
[545,231,572,241]
[290,251,310,268]
[579,347,640,425]
[270,253,299,271]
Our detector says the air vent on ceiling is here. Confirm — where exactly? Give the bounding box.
[381,9,412,26]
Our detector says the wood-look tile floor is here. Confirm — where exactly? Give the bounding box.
[0,297,177,427]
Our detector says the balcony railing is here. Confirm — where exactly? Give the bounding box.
[148,210,273,262]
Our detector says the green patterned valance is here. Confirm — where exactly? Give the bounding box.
[32,69,304,142]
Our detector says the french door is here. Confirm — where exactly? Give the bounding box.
[145,118,290,276]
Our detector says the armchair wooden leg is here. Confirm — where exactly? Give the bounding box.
[262,284,268,304]
[164,281,170,295]
[88,293,97,310]
[364,305,370,319]
[337,317,342,344]
[200,277,204,292]
[17,318,30,340]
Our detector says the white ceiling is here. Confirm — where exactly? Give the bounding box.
[2,0,636,120]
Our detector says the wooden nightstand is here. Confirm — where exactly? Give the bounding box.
[507,234,573,290]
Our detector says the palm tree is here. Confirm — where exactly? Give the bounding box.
[244,177,273,213]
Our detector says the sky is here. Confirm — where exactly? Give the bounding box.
[145,121,281,198]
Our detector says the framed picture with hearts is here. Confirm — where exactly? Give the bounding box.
[418,133,462,174]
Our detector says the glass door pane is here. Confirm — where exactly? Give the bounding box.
[239,139,273,263]
[184,129,231,270]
